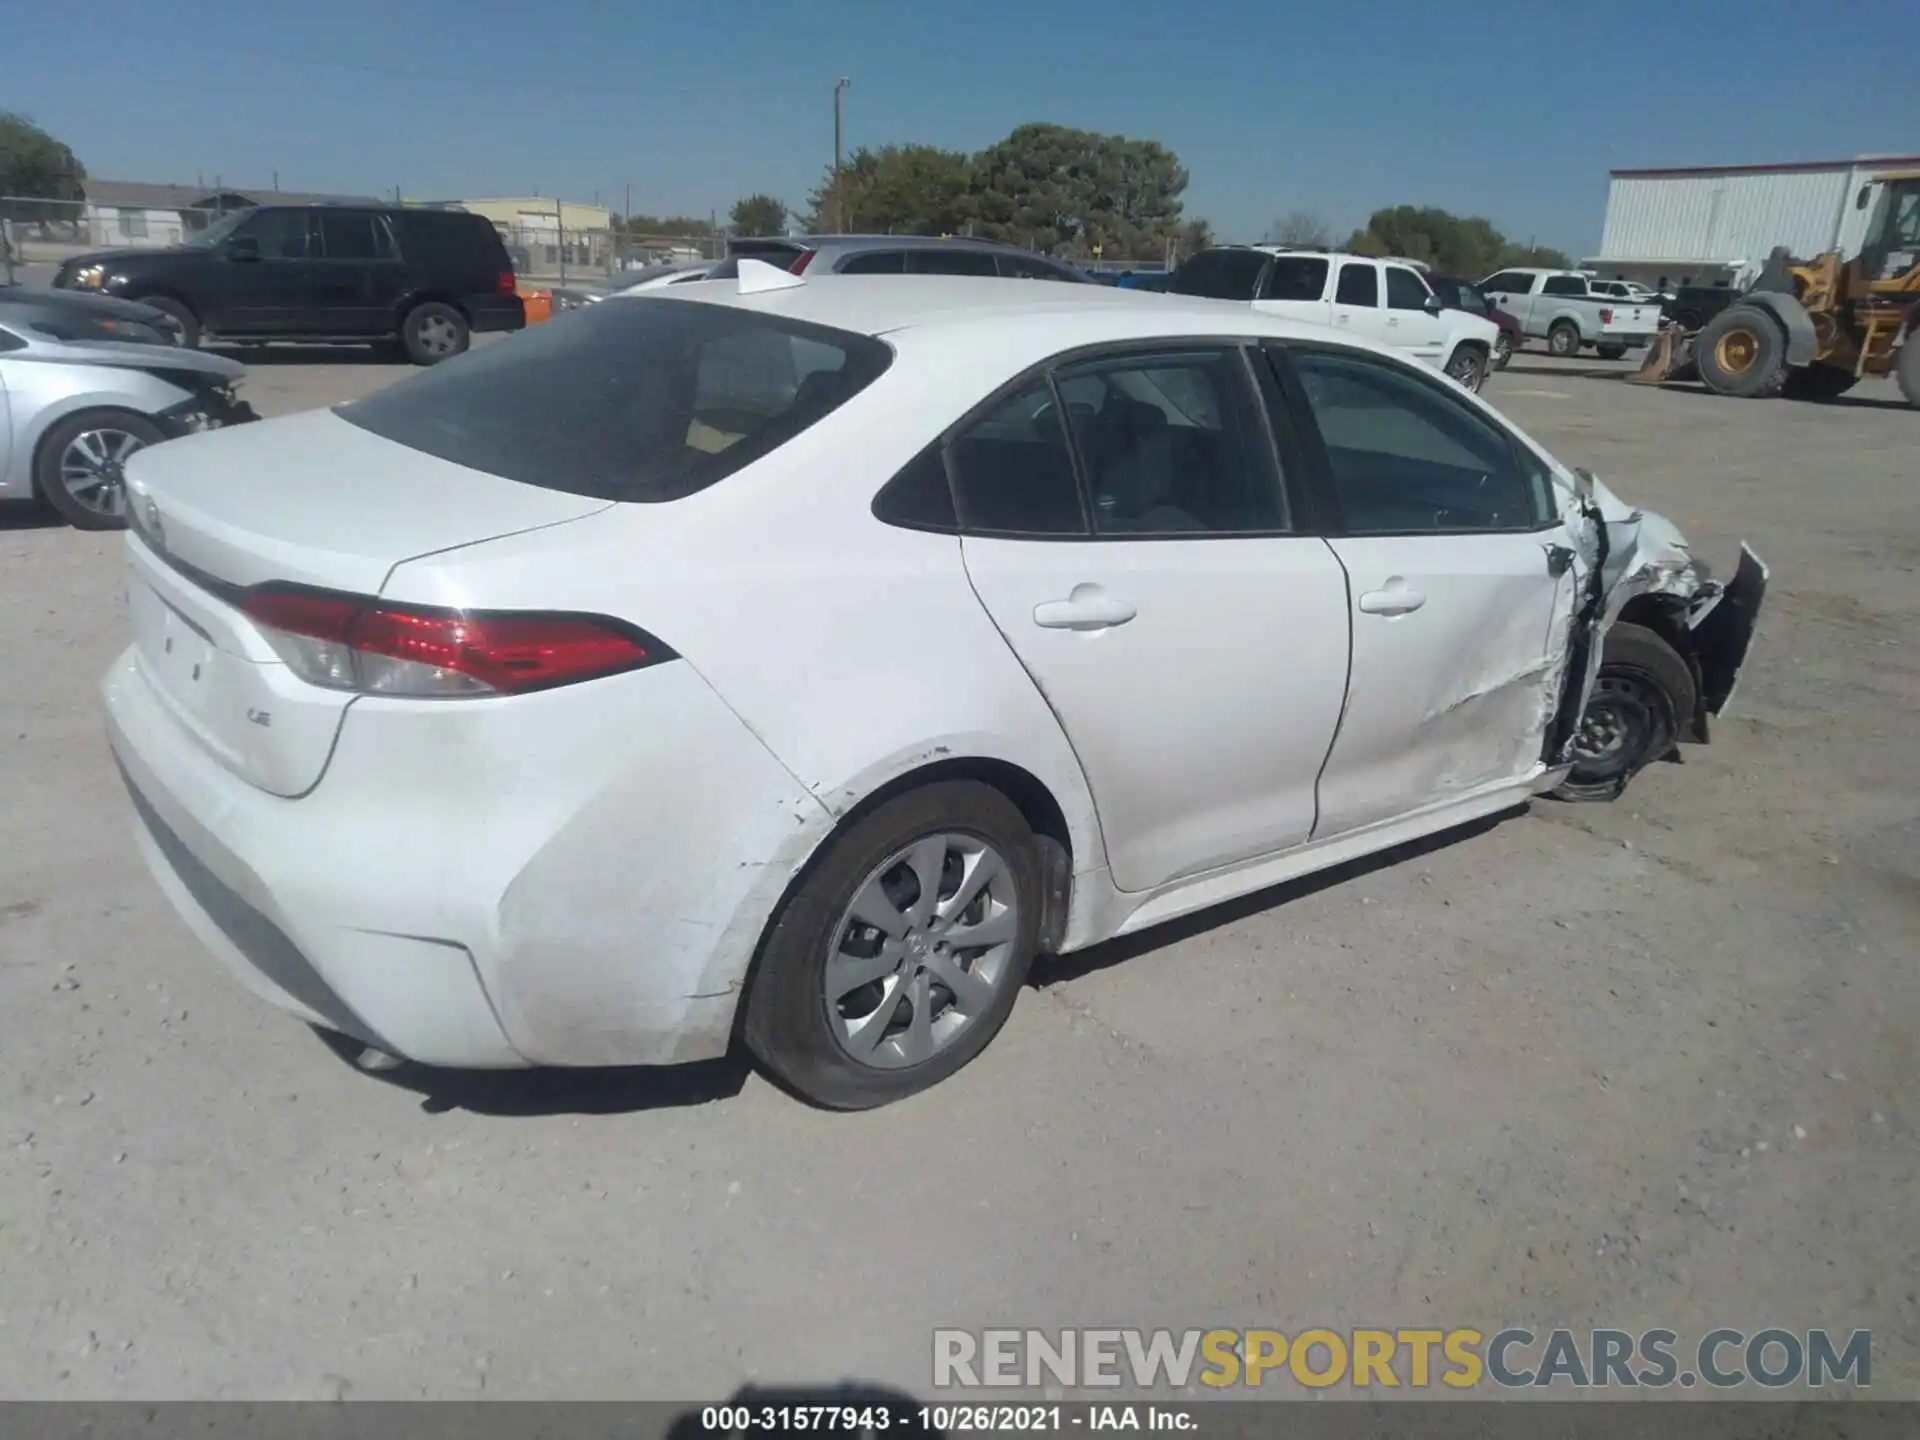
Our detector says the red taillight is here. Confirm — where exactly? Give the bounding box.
[789,249,817,275]
[498,271,517,295]
[1599,307,1613,325]
[243,586,672,697]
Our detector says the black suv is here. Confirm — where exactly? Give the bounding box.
[51,205,524,364]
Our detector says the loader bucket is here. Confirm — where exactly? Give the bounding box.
[1629,327,1697,385]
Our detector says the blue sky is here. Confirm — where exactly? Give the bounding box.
[7,0,1915,255]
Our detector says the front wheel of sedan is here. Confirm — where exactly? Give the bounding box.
[1553,622,1697,802]
[34,409,167,530]
[743,781,1042,1110]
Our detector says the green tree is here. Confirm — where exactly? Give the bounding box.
[969,123,1187,259]
[0,111,86,223]
[729,193,788,237]
[1175,217,1215,260]
[806,145,975,235]
[1341,205,1571,276]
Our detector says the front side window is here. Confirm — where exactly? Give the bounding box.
[1335,263,1379,307]
[1482,271,1530,294]
[1055,349,1288,535]
[1290,349,1543,534]
[1385,266,1432,310]
[336,298,892,503]
[947,381,1087,536]
[1261,257,1329,301]
[238,208,313,260]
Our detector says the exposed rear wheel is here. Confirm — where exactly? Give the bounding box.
[1694,306,1788,398]
[401,302,469,365]
[743,781,1041,1109]
[1594,343,1628,361]
[1547,321,1580,357]
[34,409,167,530]
[1554,623,1697,802]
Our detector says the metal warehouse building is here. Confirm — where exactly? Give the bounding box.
[1582,154,1920,292]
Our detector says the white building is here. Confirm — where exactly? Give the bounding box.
[1583,153,1920,292]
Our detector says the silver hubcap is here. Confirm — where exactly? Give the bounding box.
[415,314,459,355]
[59,429,145,516]
[825,832,1021,1070]
[1448,353,1480,387]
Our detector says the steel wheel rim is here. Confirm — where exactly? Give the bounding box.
[1714,328,1758,375]
[416,314,459,355]
[1570,673,1660,778]
[58,428,146,517]
[824,831,1021,1070]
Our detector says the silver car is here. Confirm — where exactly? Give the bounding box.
[0,288,256,529]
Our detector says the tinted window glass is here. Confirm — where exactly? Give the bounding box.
[872,445,957,531]
[1291,350,1540,533]
[1385,266,1432,310]
[1168,250,1267,300]
[1482,271,1529,294]
[999,253,1073,281]
[238,208,311,259]
[1453,282,1488,311]
[1260,257,1329,301]
[1055,350,1286,535]
[1543,274,1588,296]
[393,211,507,270]
[337,298,891,503]
[948,381,1086,536]
[910,249,998,277]
[318,213,392,261]
[839,250,907,274]
[1335,263,1379,306]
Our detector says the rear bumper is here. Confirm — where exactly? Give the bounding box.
[466,296,526,334]
[103,646,833,1069]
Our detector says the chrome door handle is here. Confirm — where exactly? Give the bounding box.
[1358,586,1427,616]
[1033,585,1138,631]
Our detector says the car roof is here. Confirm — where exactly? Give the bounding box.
[632,272,1430,355]
[1198,246,1413,265]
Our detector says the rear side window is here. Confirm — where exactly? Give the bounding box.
[1261,257,1329,301]
[947,381,1087,535]
[1335,263,1379,306]
[1168,250,1268,300]
[335,298,892,503]
[318,212,396,261]
[392,211,509,270]
[839,250,907,274]
[1543,274,1588,296]
[911,249,998,277]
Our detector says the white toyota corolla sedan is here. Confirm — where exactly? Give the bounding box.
[103,263,1767,1108]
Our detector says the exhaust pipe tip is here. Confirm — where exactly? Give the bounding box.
[355,1045,405,1073]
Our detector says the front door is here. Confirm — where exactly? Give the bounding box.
[313,210,409,336]
[1382,264,1449,364]
[215,208,320,335]
[955,345,1352,892]
[1273,343,1578,838]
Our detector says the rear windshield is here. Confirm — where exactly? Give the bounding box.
[335,298,892,503]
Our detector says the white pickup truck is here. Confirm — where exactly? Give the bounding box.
[1478,267,1663,359]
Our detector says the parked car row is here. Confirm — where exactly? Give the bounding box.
[1478,267,1663,359]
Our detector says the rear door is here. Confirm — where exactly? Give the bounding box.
[955,344,1351,891]
[313,210,408,336]
[1270,342,1579,837]
[1328,260,1386,343]
[1251,254,1332,327]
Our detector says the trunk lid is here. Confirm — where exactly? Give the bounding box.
[119,408,611,796]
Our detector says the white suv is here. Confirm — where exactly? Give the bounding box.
[1167,247,1501,390]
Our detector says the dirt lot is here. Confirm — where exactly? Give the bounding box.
[1,348,1915,1401]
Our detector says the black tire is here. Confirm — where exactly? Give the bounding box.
[1444,343,1487,392]
[742,780,1042,1110]
[1781,364,1860,402]
[1547,321,1581,357]
[1492,331,1514,369]
[34,409,168,531]
[400,301,469,366]
[134,295,199,348]
[1897,337,1920,409]
[1594,343,1628,361]
[1693,306,1788,398]
[1553,623,1697,802]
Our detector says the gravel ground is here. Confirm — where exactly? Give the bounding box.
[1,348,1915,1401]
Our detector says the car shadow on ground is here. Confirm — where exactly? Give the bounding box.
[0,503,65,531]
[322,807,1525,1118]
[1502,362,1639,382]
[205,343,392,366]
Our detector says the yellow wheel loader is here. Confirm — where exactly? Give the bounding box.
[1632,168,1920,405]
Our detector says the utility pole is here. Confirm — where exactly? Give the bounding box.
[833,77,852,232]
